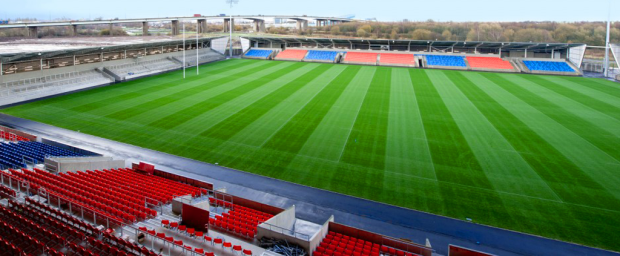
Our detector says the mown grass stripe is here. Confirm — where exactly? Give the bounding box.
[226,64,348,147]
[385,68,436,179]
[2,60,252,121]
[432,70,559,200]
[461,72,620,210]
[500,74,620,162]
[541,75,620,109]
[169,62,318,144]
[480,73,620,200]
[559,76,620,99]
[522,75,620,121]
[68,60,266,116]
[146,61,297,131]
[411,69,491,189]
[197,64,332,142]
[4,59,248,112]
[124,61,291,127]
[102,60,278,121]
[262,65,364,155]
[340,67,391,173]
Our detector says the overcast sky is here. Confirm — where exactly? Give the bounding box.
[2,0,619,22]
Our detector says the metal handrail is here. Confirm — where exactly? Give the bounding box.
[259,222,311,241]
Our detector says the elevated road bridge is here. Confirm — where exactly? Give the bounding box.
[0,15,353,37]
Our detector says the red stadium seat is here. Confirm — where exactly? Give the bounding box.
[276,49,308,60]
[466,56,514,70]
[379,53,416,65]
[344,52,378,64]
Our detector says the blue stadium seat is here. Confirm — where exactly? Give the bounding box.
[305,50,339,61]
[425,55,466,67]
[0,141,90,169]
[244,49,273,58]
[523,60,575,72]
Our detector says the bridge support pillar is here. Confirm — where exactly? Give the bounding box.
[27,26,38,38]
[223,18,234,32]
[109,23,114,36]
[296,20,308,31]
[171,20,179,35]
[142,22,149,36]
[71,25,78,36]
[253,20,265,33]
[197,19,207,34]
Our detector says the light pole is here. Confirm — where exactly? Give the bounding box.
[226,0,239,58]
[183,21,185,79]
[196,20,199,75]
[603,0,611,77]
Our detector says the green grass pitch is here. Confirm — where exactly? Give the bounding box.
[3,59,620,251]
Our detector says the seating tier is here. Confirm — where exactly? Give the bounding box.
[523,60,575,72]
[379,53,416,65]
[466,57,514,70]
[425,55,466,67]
[276,49,308,60]
[314,231,421,256]
[305,50,340,61]
[244,49,273,58]
[344,52,378,64]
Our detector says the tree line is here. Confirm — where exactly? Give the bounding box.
[309,20,619,46]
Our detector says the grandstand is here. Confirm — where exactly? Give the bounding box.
[0,127,439,256]
[304,50,341,63]
[0,70,114,106]
[104,59,182,81]
[0,141,91,169]
[522,59,577,73]
[274,49,308,61]
[172,48,226,67]
[1,32,619,256]
[424,55,467,69]
[242,49,276,60]
[342,51,379,65]
[241,37,584,76]
[378,53,417,67]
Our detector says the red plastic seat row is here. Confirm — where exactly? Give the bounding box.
[276,49,308,60]
[315,231,420,256]
[0,131,29,141]
[0,184,16,197]
[466,56,514,70]
[344,52,379,63]
[379,53,416,65]
[13,169,149,223]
